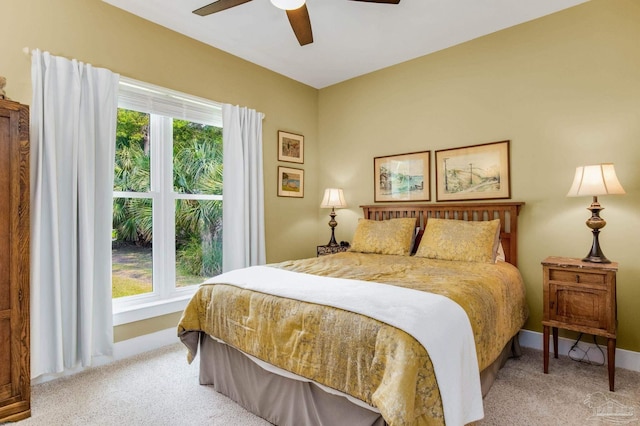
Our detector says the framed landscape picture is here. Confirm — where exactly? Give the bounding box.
[278,131,304,164]
[435,140,511,201]
[277,166,304,198]
[374,151,430,202]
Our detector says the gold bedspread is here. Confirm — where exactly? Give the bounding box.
[178,252,528,426]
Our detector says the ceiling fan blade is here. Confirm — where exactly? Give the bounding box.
[193,0,253,16]
[349,0,400,3]
[286,4,313,46]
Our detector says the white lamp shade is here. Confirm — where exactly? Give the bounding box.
[321,188,347,209]
[567,163,626,197]
[270,0,305,10]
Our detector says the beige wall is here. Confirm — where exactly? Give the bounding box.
[1,0,320,342]
[3,0,639,351]
[318,0,640,351]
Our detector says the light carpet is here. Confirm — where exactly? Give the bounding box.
[12,343,640,426]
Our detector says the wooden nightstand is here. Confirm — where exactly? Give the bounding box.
[542,256,618,391]
[317,244,349,256]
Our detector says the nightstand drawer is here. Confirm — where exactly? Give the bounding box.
[548,269,605,285]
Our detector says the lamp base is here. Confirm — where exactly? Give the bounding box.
[327,208,339,247]
[582,206,611,263]
[582,236,611,263]
[582,254,611,264]
[327,234,339,247]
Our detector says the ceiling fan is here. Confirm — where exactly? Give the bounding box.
[193,0,401,46]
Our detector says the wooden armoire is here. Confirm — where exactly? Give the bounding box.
[0,99,30,422]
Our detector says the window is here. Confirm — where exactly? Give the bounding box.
[112,78,223,324]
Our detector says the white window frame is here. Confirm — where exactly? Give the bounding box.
[113,77,223,325]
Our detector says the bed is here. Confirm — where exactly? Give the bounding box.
[178,202,528,426]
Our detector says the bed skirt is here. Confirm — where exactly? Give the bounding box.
[196,332,522,426]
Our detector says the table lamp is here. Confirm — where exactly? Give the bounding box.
[320,188,347,247]
[566,163,625,263]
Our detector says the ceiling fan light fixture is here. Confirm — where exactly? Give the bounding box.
[270,0,305,10]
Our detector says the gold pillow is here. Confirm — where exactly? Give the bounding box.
[414,218,500,263]
[349,218,417,256]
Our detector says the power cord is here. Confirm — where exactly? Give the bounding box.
[568,333,605,366]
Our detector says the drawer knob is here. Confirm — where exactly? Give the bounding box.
[575,274,580,283]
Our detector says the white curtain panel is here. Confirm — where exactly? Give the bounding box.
[222,104,266,272]
[30,50,119,377]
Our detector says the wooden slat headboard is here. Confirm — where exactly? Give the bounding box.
[360,202,525,267]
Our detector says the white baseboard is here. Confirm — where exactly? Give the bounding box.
[113,327,180,360]
[31,327,639,385]
[519,329,640,373]
[32,327,179,385]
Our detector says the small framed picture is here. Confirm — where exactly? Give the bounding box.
[374,151,431,202]
[278,131,304,164]
[435,140,511,201]
[277,166,304,198]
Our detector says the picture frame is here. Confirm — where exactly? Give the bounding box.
[374,151,430,202]
[277,166,304,198]
[435,140,511,202]
[277,130,304,164]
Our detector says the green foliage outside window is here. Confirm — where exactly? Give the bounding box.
[113,109,223,295]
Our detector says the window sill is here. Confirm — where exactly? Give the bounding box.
[113,292,195,326]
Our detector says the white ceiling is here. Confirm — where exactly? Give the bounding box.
[103,0,588,89]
